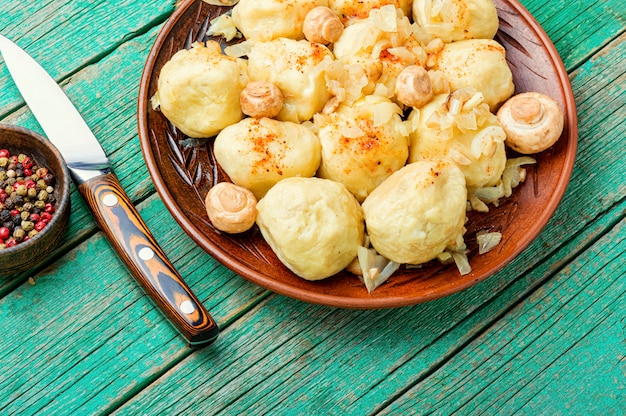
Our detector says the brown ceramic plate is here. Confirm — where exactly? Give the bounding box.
[138,0,577,308]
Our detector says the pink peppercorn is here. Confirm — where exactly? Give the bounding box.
[22,157,34,169]
[40,212,52,223]
[0,227,9,240]
[0,149,9,158]
[35,221,46,231]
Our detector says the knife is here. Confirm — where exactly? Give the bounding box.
[0,35,219,347]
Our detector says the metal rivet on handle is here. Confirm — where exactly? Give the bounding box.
[180,300,196,314]
[138,247,154,261]
[103,193,118,207]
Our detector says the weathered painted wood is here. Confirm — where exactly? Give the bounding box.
[0,193,268,415]
[112,204,624,415]
[0,0,623,414]
[379,218,625,415]
[0,0,174,115]
[521,0,626,69]
[0,1,174,286]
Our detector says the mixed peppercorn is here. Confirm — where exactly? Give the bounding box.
[0,148,57,249]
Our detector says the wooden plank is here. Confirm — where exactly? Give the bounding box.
[378,218,625,415]
[0,1,623,415]
[0,0,174,115]
[110,203,624,416]
[0,1,174,279]
[520,0,625,69]
[0,193,268,415]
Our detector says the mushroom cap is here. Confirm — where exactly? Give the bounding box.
[240,81,284,119]
[303,6,344,45]
[395,65,433,108]
[497,92,564,154]
[205,182,258,234]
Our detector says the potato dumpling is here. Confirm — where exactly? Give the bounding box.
[328,0,413,23]
[412,0,499,42]
[362,159,467,264]
[408,92,507,188]
[315,94,409,202]
[232,0,328,42]
[256,177,365,281]
[247,38,334,123]
[433,39,514,111]
[154,41,248,138]
[214,117,321,199]
[331,6,427,101]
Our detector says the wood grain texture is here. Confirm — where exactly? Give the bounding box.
[0,0,174,115]
[520,0,626,68]
[0,194,265,415]
[0,0,623,414]
[113,204,625,416]
[379,216,625,415]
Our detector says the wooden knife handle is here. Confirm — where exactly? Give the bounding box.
[77,172,219,347]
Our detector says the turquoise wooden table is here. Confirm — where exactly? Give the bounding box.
[0,1,624,414]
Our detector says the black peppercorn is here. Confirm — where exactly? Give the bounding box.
[43,173,55,186]
[3,221,14,232]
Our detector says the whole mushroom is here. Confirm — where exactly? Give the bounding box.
[497,92,564,154]
[240,81,284,119]
[395,65,433,108]
[303,6,344,45]
[205,182,258,234]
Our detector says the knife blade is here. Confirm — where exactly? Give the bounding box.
[0,35,219,347]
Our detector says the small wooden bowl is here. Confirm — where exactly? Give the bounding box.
[0,125,71,276]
